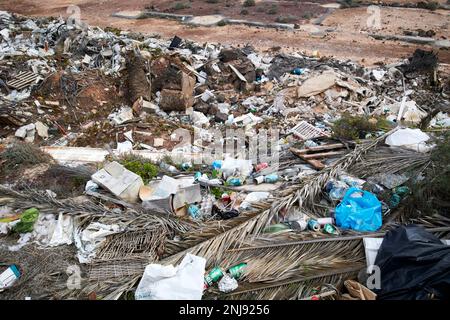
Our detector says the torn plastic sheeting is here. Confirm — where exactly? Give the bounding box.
[221,158,253,180]
[48,213,74,247]
[240,192,270,210]
[385,128,431,153]
[74,222,124,264]
[135,253,206,300]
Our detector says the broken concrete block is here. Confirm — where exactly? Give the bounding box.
[35,121,49,138]
[91,161,144,203]
[141,100,159,114]
[108,106,134,125]
[297,70,337,98]
[153,138,164,147]
[15,123,35,139]
[159,89,194,112]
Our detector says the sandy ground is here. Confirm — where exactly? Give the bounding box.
[0,0,449,66]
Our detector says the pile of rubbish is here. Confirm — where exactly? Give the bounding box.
[1,11,449,300]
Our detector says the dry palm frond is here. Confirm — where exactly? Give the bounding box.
[349,146,430,178]
[220,239,363,284]
[210,266,362,300]
[0,184,108,216]
[0,243,80,300]
[89,259,150,281]
[95,229,167,262]
[163,206,273,266]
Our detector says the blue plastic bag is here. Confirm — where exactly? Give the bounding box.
[335,187,382,232]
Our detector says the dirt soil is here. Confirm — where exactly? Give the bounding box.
[146,0,329,24]
[0,0,449,66]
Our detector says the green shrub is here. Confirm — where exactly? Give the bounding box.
[417,1,439,10]
[275,15,297,23]
[267,5,278,15]
[331,113,391,140]
[172,2,191,10]
[1,143,53,171]
[243,0,256,7]
[217,19,227,26]
[119,154,159,183]
[240,9,249,15]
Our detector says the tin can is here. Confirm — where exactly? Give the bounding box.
[227,263,247,279]
[204,267,224,287]
[264,174,278,183]
[255,162,269,172]
[292,68,304,75]
[308,219,320,232]
[317,218,334,226]
[323,223,338,235]
[291,219,307,231]
[254,176,265,184]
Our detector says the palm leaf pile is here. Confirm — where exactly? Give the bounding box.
[1,128,449,300]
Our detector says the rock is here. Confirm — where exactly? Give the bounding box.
[193,101,210,114]
[207,104,219,116]
[215,112,228,123]
[160,89,194,112]
[153,138,164,147]
[194,84,208,95]
[216,94,225,103]
[219,48,245,63]
[127,52,151,103]
[35,121,49,138]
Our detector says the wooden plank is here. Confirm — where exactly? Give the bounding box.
[301,151,344,160]
[305,159,325,170]
[228,64,247,82]
[306,143,344,152]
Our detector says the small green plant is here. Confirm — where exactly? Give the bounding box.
[275,15,297,23]
[256,6,265,12]
[243,0,256,7]
[302,13,311,19]
[217,19,227,26]
[240,9,249,15]
[210,186,226,199]
[206,0,219,3]
[119,154,159,183]
[172,2,191,10]
[331,113,391,140]
[417,1,439,10]
[267,5,278,15]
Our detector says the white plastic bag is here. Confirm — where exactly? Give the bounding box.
[385,128,431,152]
[135,253,206,300]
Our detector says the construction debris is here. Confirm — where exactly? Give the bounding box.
[0,10,449,302]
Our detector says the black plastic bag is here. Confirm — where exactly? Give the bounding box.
[374,224,450,300]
